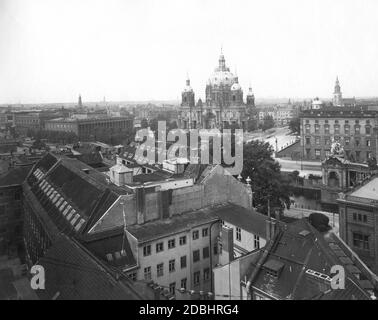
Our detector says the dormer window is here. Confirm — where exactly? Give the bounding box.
[263,259,285,278]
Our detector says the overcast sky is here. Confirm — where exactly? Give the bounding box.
[1,0,378,104]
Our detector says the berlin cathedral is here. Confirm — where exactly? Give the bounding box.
[178,51,256,130]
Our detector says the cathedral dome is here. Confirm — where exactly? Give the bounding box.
[231,82,242,91]
[208,52,236,87]
[209,70,235,87]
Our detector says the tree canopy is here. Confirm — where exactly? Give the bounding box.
[241,140,291,216]
[289,117,300,135]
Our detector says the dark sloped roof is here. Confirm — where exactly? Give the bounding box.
[249,219,373,300]
[36,236,144,300]
[213,204,269,238]
[127,204,221,242]
[0,165,32,187]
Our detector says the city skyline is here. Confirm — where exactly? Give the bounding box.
[1,0,378,104]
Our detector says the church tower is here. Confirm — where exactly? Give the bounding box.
[333,77,343,107]
[246,87,255,108]
[78,94,83,108]
[181,77,195,108]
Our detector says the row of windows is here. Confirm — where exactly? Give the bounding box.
[143,228,209,257]
[143,247,211,280]
[305,148,372,160]
[352,213,368,223]
[305,136,372,147]
[305,119,371,125]
[305,124,372,135]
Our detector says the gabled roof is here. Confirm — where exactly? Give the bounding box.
[212,203,269,238]
[36,235,143,300]
[0,165,32,187]
[248,219,374,300]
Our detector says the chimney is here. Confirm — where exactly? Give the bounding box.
[221,225,234,264]
[109,163,133,186]
[266,218,277,242]
[135,187,146,224]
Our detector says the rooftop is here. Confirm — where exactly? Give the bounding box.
[213,204,269,238]
[248,219,374,300]
[349,176,378,200]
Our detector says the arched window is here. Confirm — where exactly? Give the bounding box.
[233,95,236,102]
[328,171,340,188]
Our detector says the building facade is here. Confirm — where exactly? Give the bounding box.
[338,176,378,274]
[300,108,378,162]
[178,51,255,130]
[45,116,133,140]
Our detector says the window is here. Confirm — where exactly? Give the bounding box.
[179,236,187,245]
[168,239,176,249]
[324,125,330,135]
[254,235,260,249]
[356,151,360,161]
[366,139,371,147]
[353,233,369,250]
[203,246,210,259]
[180,255,187,269]
[355,125,360,134]
[192,230,199,240]
[334,125,340,135]
[236,227,241,241]
[202,228,208,237]
[157,263,164,277]
[366,126,371,135]
[345,137,350,146]
[169,282,176,295]
[193,271,200,286]
[128,272,137,281]
[193,249,200,262]
[181,278,187,290]
[315,149,321,159]
[14,192,21,200]
[315,137,320,145]
[367,151,372,159]
[156,242,164,253]
[169,259,175,273]
[143,245,151,256]
[144,267,151,280]
[353,213,357,220]
[305,124,310,134]
[344,125,350,135]
[355,138,360,147]
[363,215,368,223]
[203,268,210,281]
[325,137,331,145]
[314,124,320,134]
[305,137,311,145]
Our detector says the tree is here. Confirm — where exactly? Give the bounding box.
[141,118,149,129]
[289,117,300,135]
[260,115,275,132]
[242,140,291,216]
[309,212,331,232]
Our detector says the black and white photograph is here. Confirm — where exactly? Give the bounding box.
[0,0,378,304]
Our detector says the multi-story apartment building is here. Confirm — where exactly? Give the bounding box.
[20,150,254,299]
[44,116,133,140]
[300,108,378,162]
[337,176,378,274]
[257,104,298,126]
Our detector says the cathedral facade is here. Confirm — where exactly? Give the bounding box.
[178,52,255,130]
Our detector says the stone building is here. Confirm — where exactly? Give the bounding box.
[300,108,378,162]
[44,116,133,140]
[338,176,378,274]
[178,51,255,130]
